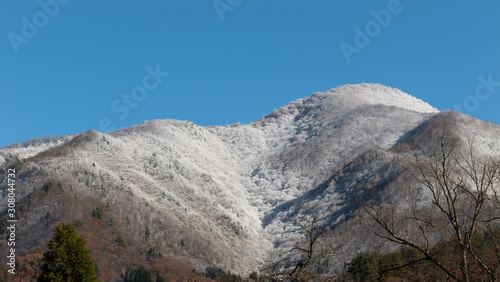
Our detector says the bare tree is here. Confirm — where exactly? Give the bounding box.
[263,205,341,281]
[288,206,325,279]
[360,120,500,281]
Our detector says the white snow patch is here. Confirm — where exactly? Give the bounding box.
[325,83,439,114]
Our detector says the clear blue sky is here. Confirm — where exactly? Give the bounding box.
[1,1,499,147]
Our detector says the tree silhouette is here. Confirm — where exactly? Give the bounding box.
[38,223,97,282]
[361,120,500,281]
[122,266,152,282]
[262,205,341,281]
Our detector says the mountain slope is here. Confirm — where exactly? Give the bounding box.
[210,84,437,210]
[3,83,499,279]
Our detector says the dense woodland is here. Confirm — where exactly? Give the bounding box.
[2,130,500,281]
[2,86,500,281]
[0,175,213,281]
[347,230,500,281]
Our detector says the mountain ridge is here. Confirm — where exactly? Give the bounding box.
[2,83,500,279]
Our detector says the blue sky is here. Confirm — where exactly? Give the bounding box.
[1,1,499,147]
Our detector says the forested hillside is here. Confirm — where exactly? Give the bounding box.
[2,84,500,281]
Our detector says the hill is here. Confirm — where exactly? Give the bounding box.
[1,83,499,280]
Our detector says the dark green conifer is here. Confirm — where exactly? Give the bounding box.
[38,223,97,282]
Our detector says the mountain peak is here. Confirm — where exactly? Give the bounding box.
[256,83,438,127]
[321,83,439,113]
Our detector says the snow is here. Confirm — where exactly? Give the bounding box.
[210,84,438,214]
[1,136,74,161]
[326,83,439,114]
[3,83,500,274]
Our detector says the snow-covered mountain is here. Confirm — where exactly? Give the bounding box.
[1,83,499,278]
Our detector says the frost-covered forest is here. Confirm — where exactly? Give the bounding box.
[2,83,500,281]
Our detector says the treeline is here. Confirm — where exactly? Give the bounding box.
[2,135,66,149]
[0,176,212,281]
[347,229,500,281]
[122,266,165,282]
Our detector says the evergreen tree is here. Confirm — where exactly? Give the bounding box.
[38,223,97,282]
[122,266,152,282]
[204,267,243,282]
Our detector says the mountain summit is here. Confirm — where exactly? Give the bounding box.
[324,83,438,113]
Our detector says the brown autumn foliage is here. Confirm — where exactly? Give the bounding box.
[0,166,214,281]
